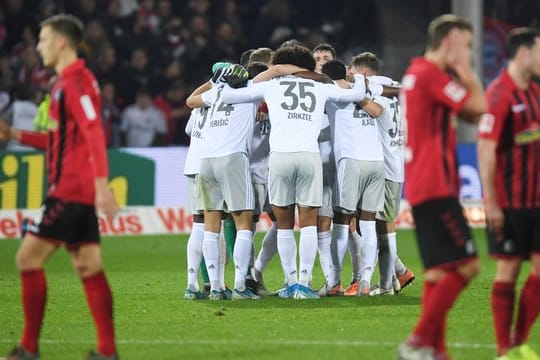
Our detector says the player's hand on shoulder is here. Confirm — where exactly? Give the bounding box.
[224,64,249,88]
[211,64,233,85]
[293,71,333,84]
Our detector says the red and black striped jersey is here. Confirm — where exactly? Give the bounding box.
[479,69,540,209]
[401,57,471,206]
[21,59,109,205]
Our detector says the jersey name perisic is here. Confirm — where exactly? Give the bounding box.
[200,84,256,159]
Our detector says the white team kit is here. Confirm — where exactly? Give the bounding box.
[222,74,366,294]
[222,74,366,207]
[198,85,256,212]
[184,108,207,215]
[328,95,386,213]
[325,82,387,293]
[184,108,207,298]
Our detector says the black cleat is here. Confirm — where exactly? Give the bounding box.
[245,278,276,296]
[6,345,40,360]
[85,350,119,360]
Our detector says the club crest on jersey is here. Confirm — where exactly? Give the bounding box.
[511,104,526,113]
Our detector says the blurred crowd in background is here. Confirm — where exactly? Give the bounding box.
[0,0,539,148]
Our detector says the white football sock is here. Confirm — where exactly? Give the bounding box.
[202,231,220,291]
[299,226,318,286]
[317,230,332,281]
[218,227,227,290]
[329,224,349,286]
[277,229,297,285]
[359,220,377,285]
[377,233,395,289]
[395,253,407,276]
[233,230,253,291]
[254,221,278,274]
[186,222,205,291]
[348,230,362,282]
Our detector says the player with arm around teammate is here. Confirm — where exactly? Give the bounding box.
[348,52,416,296]
[186,63,260,301]
[222,45,367,299]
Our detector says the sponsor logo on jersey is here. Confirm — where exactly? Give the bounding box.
[514,123,540,145]
[443,81,467,103]
[478,113,495,134]
[511,104,526,113]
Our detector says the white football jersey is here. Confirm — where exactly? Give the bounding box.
[222,74,366,153]
[183,108,206,175]
[375,95,404,182]
[200,85,256,158]
[250,108,271,184]
[328,94,384,162]
[319,112,335,172]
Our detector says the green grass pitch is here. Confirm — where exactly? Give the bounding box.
[0,229,539,359]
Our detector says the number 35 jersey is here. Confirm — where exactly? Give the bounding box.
[200,84,257,159]
[222,75,366,153]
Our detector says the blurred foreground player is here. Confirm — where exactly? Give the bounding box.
[398,14,486,360]
[1,14,120,360]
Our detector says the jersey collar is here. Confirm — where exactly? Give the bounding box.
[60,59,85,77]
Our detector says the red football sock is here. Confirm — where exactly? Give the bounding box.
[422,281,437,306]
[20,269,47,354]
[413,271,467,348]
[513,273,540,345]
[491,281,515,355]
[423,281,447,356]
[82,272,117,356]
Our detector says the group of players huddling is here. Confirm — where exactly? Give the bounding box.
[182,41,415,301]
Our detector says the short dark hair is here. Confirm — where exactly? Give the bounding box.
[426,14,472,51]
[247,62,268,79]
[272,45,316,71]
[40,14,84,48]
[239,49,255,67]
[350,52,380,72]
[279,38,304,48]
[505,27,540,60]
[312,43,336,59]
[321,59,346,80]
[249,48,274,66]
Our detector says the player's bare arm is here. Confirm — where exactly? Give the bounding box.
[252,64,310,83]
[478,132,504,234]
[454,64,487,122]
[0,119,21,141]
[186,81,212,108]
[95,177,119,219]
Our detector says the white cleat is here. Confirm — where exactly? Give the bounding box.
[396,342,435,360]
[369,284,395,296]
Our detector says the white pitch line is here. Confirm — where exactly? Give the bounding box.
[0,338,495,349]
